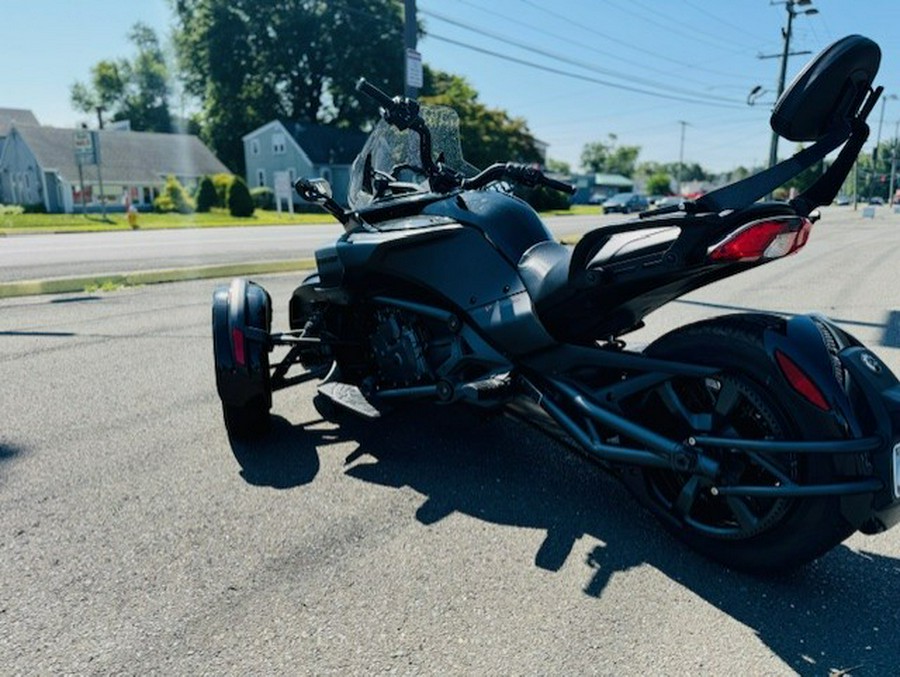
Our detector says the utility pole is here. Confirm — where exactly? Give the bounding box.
[870,94,897,201]
[677,120,689,196]
[763,0,818,169]
[889,119,899,207]
[404,0,420,98]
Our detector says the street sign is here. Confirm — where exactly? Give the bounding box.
[74,130,99,165]
[406,49,423,89]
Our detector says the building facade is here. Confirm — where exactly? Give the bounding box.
[0,125,229,213]
[243,120,368,207]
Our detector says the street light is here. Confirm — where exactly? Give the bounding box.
[766,0,819,169]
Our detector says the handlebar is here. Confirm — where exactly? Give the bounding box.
[462,163,576,195]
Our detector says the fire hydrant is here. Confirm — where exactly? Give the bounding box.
[127,204,138,229]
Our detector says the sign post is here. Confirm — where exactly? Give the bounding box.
[73,130,105,218]
[273,171,294,214]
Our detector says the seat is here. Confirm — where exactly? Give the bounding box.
[517,226,681,313]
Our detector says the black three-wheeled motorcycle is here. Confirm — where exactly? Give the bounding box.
[213,35,900,572]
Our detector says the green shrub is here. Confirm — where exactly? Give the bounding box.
[250,186,275,210]
[227,176,255,217]
[0,204,25,215]
[211,173,235,208]
[23,203,47,214]
[195,176,217,213]
[154,175,195,213]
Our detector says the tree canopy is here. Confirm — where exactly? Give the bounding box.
[172,0,406,171]
[580,135,640,176]
[71,22,173,132]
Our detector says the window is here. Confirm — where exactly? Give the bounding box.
[287,167,296,184]
[256,169,266,187]
[251,139,260,156]
[272,133,286,155]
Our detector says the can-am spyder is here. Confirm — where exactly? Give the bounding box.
[213,35,900,573]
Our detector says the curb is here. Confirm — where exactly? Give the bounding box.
[0,258,316,299]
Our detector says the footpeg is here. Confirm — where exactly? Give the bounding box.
[318,382,383,418]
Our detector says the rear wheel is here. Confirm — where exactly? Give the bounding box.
[626,314,854,573]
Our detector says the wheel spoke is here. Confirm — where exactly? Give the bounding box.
[674,475,703,516]
[659,382,713,433]
[725,496,761,533]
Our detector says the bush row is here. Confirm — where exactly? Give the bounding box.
[153,173,255,217]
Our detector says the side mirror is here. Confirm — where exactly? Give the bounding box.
[295,177,333,203]
[294,177,349,226]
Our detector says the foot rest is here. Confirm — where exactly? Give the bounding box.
[318,382,382,419]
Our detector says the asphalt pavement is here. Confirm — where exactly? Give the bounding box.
[2,206,900,673]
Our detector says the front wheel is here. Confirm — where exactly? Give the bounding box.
[624,314,855,573]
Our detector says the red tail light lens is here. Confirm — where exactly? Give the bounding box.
[708,216,812,263]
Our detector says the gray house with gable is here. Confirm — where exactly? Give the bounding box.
[242,120,368,207]
[0,125,229,212]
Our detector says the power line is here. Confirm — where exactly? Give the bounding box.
[425,32,746,110]
[514,0,763,84]
[421,8,746,106]
[450,0,724,90]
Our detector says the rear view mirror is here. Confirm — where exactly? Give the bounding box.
[771,35,880,142]
[295,177,333,202]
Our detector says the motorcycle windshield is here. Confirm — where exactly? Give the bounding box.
[348,104,477,210]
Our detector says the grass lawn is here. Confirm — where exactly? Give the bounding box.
[0,208,335,235]
[0,204,602,236]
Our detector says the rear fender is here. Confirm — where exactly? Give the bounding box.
[212,278,272,408]
[763,313,860,435]
[765,314,900,531]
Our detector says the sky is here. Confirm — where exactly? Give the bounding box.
[2,0,899,174]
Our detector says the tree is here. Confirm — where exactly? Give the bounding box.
[70,22,172,132]
[645,172,673,196]
[173,0,406,172]
[546,159,571,175]
[420,68,541,169]
[580,135,640,176]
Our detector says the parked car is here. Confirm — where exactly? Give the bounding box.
[868,196,885,205]
[834,195,850,206]
[601,192,649,214]
[652,195,684,210]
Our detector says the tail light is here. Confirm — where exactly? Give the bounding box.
[708,216,812,263]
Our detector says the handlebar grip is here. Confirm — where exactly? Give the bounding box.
[356,78,395,109]
[542,176,577,195]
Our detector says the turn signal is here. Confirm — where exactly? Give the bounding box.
[708,216,812,263]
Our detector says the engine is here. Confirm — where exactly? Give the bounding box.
[370,308,435,387]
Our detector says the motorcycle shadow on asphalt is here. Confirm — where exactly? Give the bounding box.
[229,396,900,675]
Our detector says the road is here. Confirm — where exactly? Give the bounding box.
[0,213,615,283]
[2,208,900,674]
